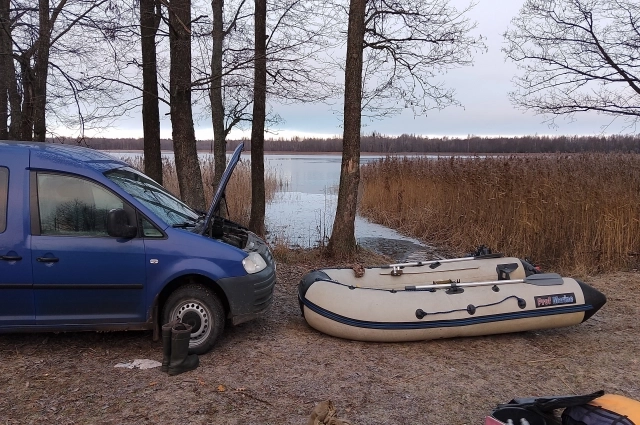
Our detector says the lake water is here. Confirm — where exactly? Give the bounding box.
[109,151,442,261]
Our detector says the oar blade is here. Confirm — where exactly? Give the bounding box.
[524,273,564,286]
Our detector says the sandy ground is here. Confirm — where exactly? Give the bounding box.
[0,256,638,425]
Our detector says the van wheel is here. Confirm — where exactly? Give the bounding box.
[162,284,225,355]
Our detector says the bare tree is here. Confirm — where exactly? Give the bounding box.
[4,16,21,141]
[32,0,51,142]
[0,0,12,138]
[208,0,251,187]
[4,0,135,141]
[359,0,483,119]
[193,0,336,232]
[140,0,163,184]
[30,0,111,140]
[248,0,267,236]
[326,0,366,257]
[327,0,485,257]
[247,0,337,235]
[504,0,640,129]
[210,0,227,187]
[168,0,206,210]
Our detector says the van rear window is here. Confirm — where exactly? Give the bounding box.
[0,167,7,233]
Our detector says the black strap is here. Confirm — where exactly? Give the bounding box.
[499,390,605,412]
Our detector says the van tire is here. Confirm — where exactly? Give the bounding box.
[162,284,225,355]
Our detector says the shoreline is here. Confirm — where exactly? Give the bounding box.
[103,149,520,156]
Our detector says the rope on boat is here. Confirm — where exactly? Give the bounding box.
[415,295,526,319]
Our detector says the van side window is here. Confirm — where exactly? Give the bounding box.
[37,173,124,236]
[0,167,7,233]
[141,217,164,238]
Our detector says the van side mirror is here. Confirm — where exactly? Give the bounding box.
[107,208,137,239]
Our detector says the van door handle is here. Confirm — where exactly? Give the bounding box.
[36,257,59,263]
[1,255,23,261]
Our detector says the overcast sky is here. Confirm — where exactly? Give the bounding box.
[92,0,632,141]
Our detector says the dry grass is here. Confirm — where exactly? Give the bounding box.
[124,156,283,227]
[359,153,640,275]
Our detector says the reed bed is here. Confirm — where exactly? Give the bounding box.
[359,153,640,275]
[124,156,283,227]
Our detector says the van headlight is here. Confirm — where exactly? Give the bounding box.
[242,252,267,274]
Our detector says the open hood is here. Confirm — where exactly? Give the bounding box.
[199,142,244,235]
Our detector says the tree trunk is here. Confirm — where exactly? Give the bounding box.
[0,66,6,140]
[326,0,366,258]
[7,52,21,139]
[210,0,226,188]
[33,0,50,142]
[248,0,267,237]
[0,0,9,139]
[19,58,34,141]
[168,0,205,210]
[2,0,21,140]
[140,0,162,184]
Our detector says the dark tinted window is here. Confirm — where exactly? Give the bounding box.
[37,173,123,236]
[0,167,7,233]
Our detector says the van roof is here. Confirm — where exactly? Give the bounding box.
[0,140,129,173]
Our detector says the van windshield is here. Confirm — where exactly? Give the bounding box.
[105,167,200,227]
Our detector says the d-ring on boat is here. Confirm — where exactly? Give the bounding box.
[298,255,606,342]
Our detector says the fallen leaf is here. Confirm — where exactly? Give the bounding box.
[148,382,158,387]
[217,385,226,392]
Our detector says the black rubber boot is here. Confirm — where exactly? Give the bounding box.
[161,319,180,373]
[167,322,199,376]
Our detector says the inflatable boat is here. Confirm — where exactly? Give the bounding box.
[298,255,606,342]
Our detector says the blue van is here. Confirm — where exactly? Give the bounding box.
[0,141,276,354]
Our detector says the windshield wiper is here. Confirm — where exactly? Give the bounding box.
[172,214,205,229]
[172,221,197,228]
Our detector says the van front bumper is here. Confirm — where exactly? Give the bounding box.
[217,264,276,325]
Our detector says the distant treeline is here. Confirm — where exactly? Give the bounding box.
[68,133,640,154]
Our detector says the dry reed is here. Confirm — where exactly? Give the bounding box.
[359,153,640,275]
[123,156,282,227]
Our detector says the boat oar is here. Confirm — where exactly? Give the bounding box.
[405,273,564,291]
[384,253,504,272]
